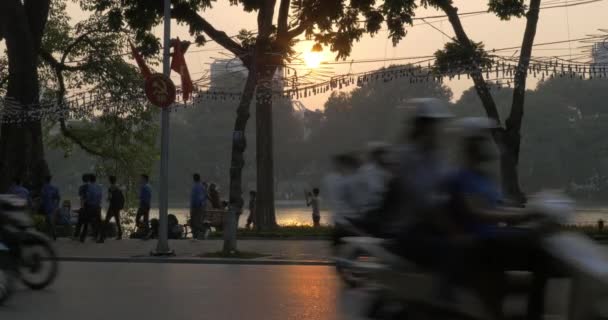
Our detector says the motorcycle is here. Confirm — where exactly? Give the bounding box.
[338,192,608,320]
[0,195,58,292]
[0,241,16,305]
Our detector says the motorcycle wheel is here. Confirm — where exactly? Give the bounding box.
[335,246,369,288]
[0,270,15,305]
[0,252,16,306]
[18,232,58,290]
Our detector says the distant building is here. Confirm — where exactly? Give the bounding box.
[592,42,608,65]
[209,59,247,90]
[208,59,285,91]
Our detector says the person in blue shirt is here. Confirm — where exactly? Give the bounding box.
[81,174,103,243]
[135,174,152,235]
[41,176,61,241]
[99,175,125,242]
[446,118,549,320]
[189,173,207,239]
[74,174,90,239]
[9,178,31,207]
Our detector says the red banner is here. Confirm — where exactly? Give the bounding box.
[170,38,193,102]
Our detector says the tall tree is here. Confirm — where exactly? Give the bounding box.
[0,0,51,193]
[42,3,159,206]
[430,0,542,204]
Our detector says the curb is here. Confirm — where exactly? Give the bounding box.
[54,256,335,266]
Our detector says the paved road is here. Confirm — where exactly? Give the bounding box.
[53,239,332,261]
[1,262,364,320]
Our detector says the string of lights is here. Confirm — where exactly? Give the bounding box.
[3,52,608,124]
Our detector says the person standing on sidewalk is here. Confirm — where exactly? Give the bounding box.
[9,178,31,207]
[246,190,256,230]
[40,176,61,241]
[306,188,321,227]
[189,173,206,239]
[208,183,221,209]
[73,174,90,239]
[135,174,152,236]
[99,175,125,242]
[81,174,102,243]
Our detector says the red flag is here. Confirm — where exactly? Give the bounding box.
[170,38,193,101]
[129,41,152,80]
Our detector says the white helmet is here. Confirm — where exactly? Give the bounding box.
[365,141,390,152]
[454,117,499,138]
[399,98,452,119]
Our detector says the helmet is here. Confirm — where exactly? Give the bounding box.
[365,141,390,153]
[400,98,452,119]
[454,117,498,138]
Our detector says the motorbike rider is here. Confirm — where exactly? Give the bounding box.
[388,98,456,265]
[325,153,362,245]
[446,117,552,320]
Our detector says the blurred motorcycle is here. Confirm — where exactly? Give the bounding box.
[0,195,58,291]
[340,192,608,320]
[0,241,15,305]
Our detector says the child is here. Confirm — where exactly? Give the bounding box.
[306,188,321,227]
[246,191,256,229]
[59,200,73,225]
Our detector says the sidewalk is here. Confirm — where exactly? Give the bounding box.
[53,238,333,264]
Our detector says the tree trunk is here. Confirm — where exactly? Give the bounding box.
[252,0,278,231]
[255,64,278,231]
[224,62,257,253]
[438,2,542,205]
[503,0,542,204]
[0,0,50,194]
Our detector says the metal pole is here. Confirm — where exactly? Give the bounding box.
[152,0,173,256]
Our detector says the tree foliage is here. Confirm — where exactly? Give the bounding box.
[39,1,159,200]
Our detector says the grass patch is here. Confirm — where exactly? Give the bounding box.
[199,251,270,259]
[564,225,608,238]
[211,225,334,239]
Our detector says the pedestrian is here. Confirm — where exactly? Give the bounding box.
[246,190,256,229]
[135,174,152,236]
[9,177,31,207]
[190,173,207,239]
[79,174,102,243]
[99,175,125,242]
[306,188,321,227]
[73,174,90,239]
[59,200,72,225]
[40,175,60,241]
[209,183,221,209]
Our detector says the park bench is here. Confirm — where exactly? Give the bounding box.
[183,209,227,239]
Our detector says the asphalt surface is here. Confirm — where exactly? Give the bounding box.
[0,262,364,320]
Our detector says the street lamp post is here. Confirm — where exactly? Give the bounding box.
[152,0,174,256]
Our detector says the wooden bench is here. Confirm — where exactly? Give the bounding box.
[203,209,225,231]
[183,209,227,239]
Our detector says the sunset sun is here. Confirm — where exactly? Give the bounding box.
[303,51,324,69]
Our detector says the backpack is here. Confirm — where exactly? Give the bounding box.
[110,186,125,210]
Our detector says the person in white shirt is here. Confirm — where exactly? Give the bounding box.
[325,153,363,244]
[325,154,361,223]
[357,142,392,213]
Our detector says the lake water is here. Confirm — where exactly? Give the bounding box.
[148,201,608,227]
